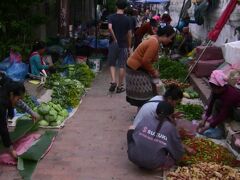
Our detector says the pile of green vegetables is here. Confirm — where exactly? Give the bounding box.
[36,102,69,127]
[177,104,204,120]
[51,78,85,108]
[45,73,62,89]
[67,64,95,88]
[154,56,188,82]
[16,94,35,113]
[183,89,199,99]
[46,64,95,89]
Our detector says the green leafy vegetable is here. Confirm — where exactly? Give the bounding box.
[177,104,204,120]
[154,56,188,82]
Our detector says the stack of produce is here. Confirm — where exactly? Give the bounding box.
[180,138,237,167]
[162,79,190,89]
[154,56,188,82]
[51,78,85,108]
[177,104,204,120]
[183,88,199,99]
[167,162,240,180]
[36,102,69,127]
[67,63,95,88]
[44,73,62,89]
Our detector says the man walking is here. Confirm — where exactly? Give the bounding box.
[108,0,132,93]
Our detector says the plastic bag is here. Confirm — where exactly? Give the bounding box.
[0,58,12,71]
[10,49,22,63]
[63,54,75,65]
[6,62,29,81]
[203,127,225,139]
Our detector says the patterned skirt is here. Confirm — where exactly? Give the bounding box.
[126,66,156,107]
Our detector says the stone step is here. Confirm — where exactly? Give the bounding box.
[189,74,211,105]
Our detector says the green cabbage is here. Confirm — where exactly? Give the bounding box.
[59,109,68,118]
[56,115,65,122]
[38,104,50,115]
[50,120,61,126]
[49,109,58,116]
[45,114,57,122]
[38,120,49,126]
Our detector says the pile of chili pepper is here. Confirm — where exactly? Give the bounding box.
[180,138,239,167]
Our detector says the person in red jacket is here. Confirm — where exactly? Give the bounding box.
[133,18,158,49]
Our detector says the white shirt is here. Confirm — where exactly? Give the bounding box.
[133,95,163,127]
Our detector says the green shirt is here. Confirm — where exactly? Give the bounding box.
[30,54,48,76]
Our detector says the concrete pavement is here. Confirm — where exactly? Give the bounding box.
[0,65,162,180]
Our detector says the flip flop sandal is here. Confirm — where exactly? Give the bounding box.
[109,82,117,92]
[116,85,125,93]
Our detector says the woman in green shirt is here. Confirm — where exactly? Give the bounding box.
[29,41,49,76]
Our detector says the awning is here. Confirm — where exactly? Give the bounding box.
[208,0,238,42]
[135,0,170,3]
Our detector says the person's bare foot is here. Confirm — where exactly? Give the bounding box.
[128,125,135,130]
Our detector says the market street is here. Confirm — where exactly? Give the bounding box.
[0,65,163,180]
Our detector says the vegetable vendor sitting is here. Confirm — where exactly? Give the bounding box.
[178,27,193,55]
[197,70,240,136]
[29,41,52,77]
[127,101,196,170]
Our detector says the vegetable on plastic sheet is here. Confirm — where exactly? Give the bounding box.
[167,162,240,180]
[180,138,238,167]
[154,56,188,82]
[38,120,49,126]
[38,103,50,115]
[177,104,204,120]
[37,102,68,127]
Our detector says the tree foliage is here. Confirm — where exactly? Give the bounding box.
[106,0,117,13]
[0,0,47,59]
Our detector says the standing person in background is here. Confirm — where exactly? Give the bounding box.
[134,18,158,49]
[108,0,132,93]
[134,9,142,30]
[160,13,172,25]
[176,13,196,32]
[142,9,151,24]
[125,7,136,34]
[101,6,110,22]
[152,14,161,23]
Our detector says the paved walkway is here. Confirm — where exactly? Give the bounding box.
[0,66,162,180]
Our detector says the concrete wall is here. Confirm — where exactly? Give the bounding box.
[167,0,240,46]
